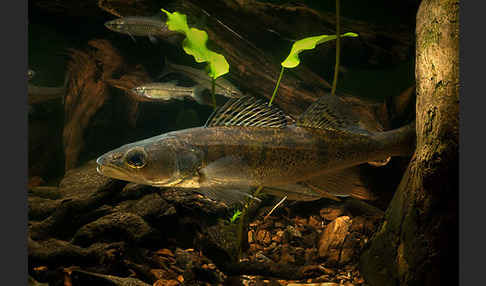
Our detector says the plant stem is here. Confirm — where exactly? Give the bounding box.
[268,66,285,107]
[331,0,341,96]
[211,78,217,110]
[237,186,263,259]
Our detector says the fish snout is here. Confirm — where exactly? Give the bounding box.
[96,155,106,166]
[104,20,123,31]
[96,155,106,175]
[104,21,114,30]
[96,151,123,171]
[131,86,149,98]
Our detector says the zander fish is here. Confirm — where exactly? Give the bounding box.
[96,94,415,204]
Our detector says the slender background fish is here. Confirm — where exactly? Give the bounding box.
[97,95,415,204]
[160,60,243,99]
[131,81,208,105]
[105,16,182,44]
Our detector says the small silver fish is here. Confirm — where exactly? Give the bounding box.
[104,16,182,44]
[160,59,243,99]
[131,81,208,105]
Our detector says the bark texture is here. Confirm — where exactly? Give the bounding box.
[360,0,459,285]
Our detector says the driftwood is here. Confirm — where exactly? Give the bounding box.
[63,39,151,171]
[186,0,413,65]
[360,0,459,285]
[28,160,384,284]
[29,1,423,284]
[28,84,65,104]
[33,0,415,117]
[28,161,230,285]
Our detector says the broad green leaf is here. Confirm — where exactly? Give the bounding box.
[281,32,358,68]
[182,28,210,63]
[161,9,189,33]
[161,9,229,79]
[207,52,229,79]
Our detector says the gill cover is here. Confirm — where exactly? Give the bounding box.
[96,135,186,186]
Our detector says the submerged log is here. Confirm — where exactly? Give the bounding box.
[360,0,459,285]
[63,39,151,171]
[187,0,413,65]
[58,0,415,116]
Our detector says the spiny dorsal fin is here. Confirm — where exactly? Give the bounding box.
[297,94,371,135]
[205,96,288,128]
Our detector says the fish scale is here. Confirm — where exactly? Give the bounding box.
[97,95,415,204]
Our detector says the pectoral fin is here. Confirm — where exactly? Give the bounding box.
[127,32,136,43]
[148,35,158,44]
[199,155,253,187]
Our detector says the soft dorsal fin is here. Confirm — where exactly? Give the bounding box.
[296,94,371,135]
[205,96,288,128]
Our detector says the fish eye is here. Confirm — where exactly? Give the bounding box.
[125,148,147,168]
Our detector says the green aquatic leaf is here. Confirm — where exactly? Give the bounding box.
[161,9,189,33]
[161,9,229,80]
[281,32,358,68]
[229,209,242,223]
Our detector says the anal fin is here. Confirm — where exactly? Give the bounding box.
[305,167,375,200]
[263,167,374,201]
[262,184,328,202]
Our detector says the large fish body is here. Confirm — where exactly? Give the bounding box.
[97,124,413,187]
[96,95,415,202]
[104,16,181,43]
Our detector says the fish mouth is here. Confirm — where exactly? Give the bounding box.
[96,155,176,187]
[96,162,145,185]
[96,156,132,182]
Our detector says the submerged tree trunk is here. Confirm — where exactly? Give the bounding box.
[360,0,459,285]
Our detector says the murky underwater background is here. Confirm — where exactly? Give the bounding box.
[28,0,420,285]
[28,0,416,186]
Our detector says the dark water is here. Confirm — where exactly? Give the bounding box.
[28,0,416,187]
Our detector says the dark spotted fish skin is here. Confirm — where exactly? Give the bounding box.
[96,95,415,202]
[163,123,415,188]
